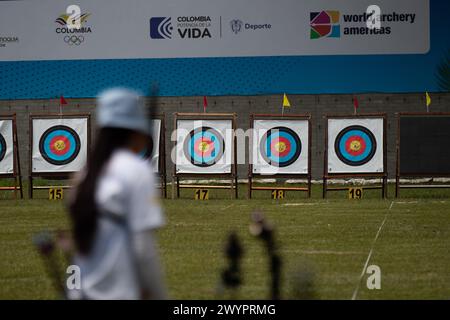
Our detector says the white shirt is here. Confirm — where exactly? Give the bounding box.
[70,149,164,300]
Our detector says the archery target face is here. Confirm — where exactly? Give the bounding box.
[252,120,309,174]
[0,120,14,174]
[176,119,232,174]
[327,118,384,173]
[140,119,161,173]
[32,118,88,173]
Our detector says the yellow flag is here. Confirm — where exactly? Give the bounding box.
[283,93,291,108]
[426,92,431,107]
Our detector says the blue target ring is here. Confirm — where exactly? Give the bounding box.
[183,127,224,167]
[0,134,6,162]
[334,125,376,166]
[39,125,81,165]
[260,127,301,167]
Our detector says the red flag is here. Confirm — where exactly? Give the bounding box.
[60,95,67,105]
[203,96,208,113]
[353,96,359,114]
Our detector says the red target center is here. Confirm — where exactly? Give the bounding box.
[345,135,366,156]
[50,135,71,155]
[270,137,291,157]
[194,137,214,157]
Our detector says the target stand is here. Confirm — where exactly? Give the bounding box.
[323,114,387,199]
[395,112,450,197]
[28,114,91,199]
[172,113,238,199]
[0,114,23,199]
[147,114,167,198]
[248,114,312,199]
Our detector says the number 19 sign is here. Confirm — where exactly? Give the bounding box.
[348,187,363,199]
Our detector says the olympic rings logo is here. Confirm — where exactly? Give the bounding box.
[63,35,84,45]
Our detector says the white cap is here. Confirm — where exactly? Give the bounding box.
[97,88,151,136]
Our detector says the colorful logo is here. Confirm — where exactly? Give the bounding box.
[310,11,340,39]
[55,11,92,46]
[150,17,173,39]
[55,13,91,26]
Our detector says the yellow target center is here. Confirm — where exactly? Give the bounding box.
[349,140,361,152]
[54,140,66,151]
[275,142,287,153]
[198,141,210,153]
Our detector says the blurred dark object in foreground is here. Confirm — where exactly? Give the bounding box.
[218,232,243,298]
[250,211,282,300]
[222,232,243,288]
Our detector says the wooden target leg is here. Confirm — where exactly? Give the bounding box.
[171,176,175,200]
[235,176,238,199]
[382,176,387,199]
[18,175,23,199]
[163,174,167,199]
[385,176,388,199]
[28,176,33,199]
[322,177,327,199]
[395,175,400,198]
[12,181,17,200]
[307,175,312,198]
[248,176,252,199]
[176,177,180,198]
[230,179,234,200]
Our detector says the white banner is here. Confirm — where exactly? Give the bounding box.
[32,118,88,173]
[175,119,233,174]
[327,118,384,174]
[252,120,309,175]
[0,0,429,61]
[0,120,14,174]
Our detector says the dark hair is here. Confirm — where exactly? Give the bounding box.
[69,127,134,255]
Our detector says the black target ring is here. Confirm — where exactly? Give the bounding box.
[334,125,377,166]
[39,125,81,166]
[0,134,6,162]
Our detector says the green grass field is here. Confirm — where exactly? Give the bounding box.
[0,184,449,300]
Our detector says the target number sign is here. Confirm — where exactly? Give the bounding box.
[49,188,64,200]
[271,189,285,199]
[194,189,209,200]
[348,187,363,199]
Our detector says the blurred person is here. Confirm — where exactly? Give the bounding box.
[67,88,167,300]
